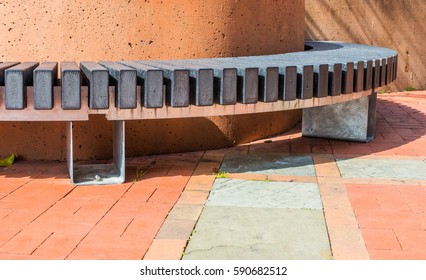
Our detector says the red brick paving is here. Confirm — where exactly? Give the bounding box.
[0,91,425,260]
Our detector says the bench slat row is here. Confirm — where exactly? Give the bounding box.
[0,42,398,114]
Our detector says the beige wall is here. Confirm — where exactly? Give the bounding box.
[0,0,305,160]
[306,0,426,91]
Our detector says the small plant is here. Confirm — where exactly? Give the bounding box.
[251,178,272,182]
[215,171,229,178]
[404,87,418,92]
[378,89,386,94]
[133,166,146,182]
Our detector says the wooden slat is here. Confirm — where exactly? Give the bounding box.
[342,62,354,94]
[34,62,58,110]
[61,61,81,110]
[5,62,39,109]
[0,62,20,86]
[80,62,109,109]
[329,63,342,96]
[99,61,137,109]
[297,65,314,99]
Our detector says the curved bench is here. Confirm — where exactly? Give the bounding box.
[0,41,398,185]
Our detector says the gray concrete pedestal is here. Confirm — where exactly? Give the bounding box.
[302,92,377,142]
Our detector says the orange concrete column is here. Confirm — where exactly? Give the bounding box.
[0,0,305,160]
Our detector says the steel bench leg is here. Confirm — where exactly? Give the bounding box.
[302,92,377,142]
[66,120,126,185]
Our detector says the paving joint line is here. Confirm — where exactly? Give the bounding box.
[3,163,55,197]
[120,218,134,238]
[0,185,77,248]
[30,232,54,255]
[64,175,138,259]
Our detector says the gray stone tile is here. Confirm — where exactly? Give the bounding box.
[207,179,322,210]
[183,206,331,260]
[220,154,316,176]
[336,158,426,180]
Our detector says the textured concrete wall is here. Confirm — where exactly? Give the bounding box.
[0,0,305,160]
[306,0,426,91]
[1,0,304,61]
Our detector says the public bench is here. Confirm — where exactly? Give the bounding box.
[0,41,398,185]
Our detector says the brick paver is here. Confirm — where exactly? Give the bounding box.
[0,91,425,259]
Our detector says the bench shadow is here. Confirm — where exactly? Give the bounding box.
[211,96,426,176]
[0,96,424,183]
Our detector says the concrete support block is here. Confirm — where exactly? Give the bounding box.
[302,92,377,142]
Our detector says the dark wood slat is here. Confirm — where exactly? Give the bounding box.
[80,62,109,109]
[99,61,137,109]
[119,61,164,108]
[342,62,354,94]
[217,68,237,105]
[386,56,393,85]
[373,59,380,89]
[136,61,190,107]
[5,62,39,109]
[0,62,20,86]
[259,67,279,102]
[281,66,297,101]
[381,58,387,86]
[61,61,81,110]
[393,55,398,81]
[297,65,314,100]
[237,68,258,104]
[194,68,214,106]
[354,61,364,92]
[329,63,342,96]
[152,60,214,106]
[314,64,329,98]
[364,60,373,91]
[34,62,58,110]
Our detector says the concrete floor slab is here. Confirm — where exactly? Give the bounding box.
[207,179,322,210]
[183,206,331,260]
[337,158,426,180]
[220,154,316,176]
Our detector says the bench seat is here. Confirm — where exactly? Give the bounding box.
[0,41,398,185]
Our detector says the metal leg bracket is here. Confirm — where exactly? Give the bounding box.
[67,120,126,185]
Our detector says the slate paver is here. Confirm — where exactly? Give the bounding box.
[220,154,316,176]
[207,178,322,210]
[336,158,426,180]
[183,206,331,260]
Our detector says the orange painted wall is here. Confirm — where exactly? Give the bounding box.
[0,0,305,160]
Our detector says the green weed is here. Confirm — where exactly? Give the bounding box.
[404,87,418,92]
[215,171,229,178]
